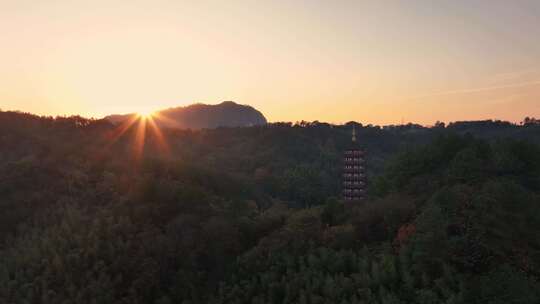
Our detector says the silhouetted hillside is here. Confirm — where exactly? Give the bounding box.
[106,101,267,129]
[1,111,540,303]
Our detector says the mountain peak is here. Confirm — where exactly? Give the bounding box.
[106,101,267,129]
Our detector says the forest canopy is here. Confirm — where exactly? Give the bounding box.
[0,110,539,303]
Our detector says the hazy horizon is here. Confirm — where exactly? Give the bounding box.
[2,99,538,127]
[2,0,540,125]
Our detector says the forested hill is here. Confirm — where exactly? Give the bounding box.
[1,110,540,303]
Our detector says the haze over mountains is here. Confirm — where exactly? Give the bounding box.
[105,101,267,129]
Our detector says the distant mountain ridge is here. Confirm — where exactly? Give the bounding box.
[105,101,267,129]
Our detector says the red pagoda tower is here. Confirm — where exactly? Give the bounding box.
[342,126,366,202]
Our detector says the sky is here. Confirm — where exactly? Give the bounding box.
[1,0,539,125]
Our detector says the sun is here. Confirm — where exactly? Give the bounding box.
[137,109,154,119]
[100,107,171,164]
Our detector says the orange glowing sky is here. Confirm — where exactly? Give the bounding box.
[1,0,539,125]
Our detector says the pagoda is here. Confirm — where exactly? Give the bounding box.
[342,126,366,202]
